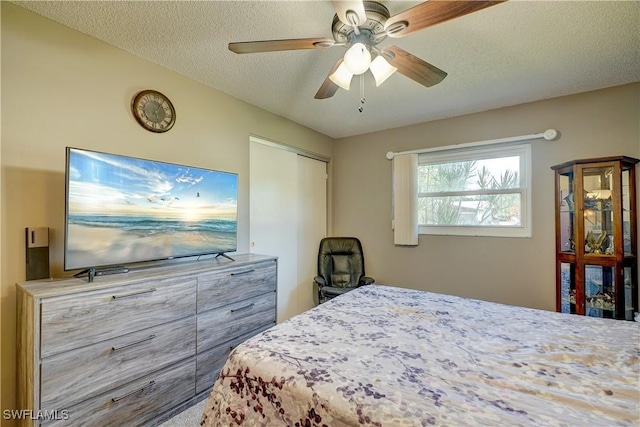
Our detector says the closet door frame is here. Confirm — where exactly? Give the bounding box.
[249,136,329,322]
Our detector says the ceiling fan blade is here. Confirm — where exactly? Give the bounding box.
[382,45,447,88]
[315,59,343,99]
[385,1,506,38]
[333,1,367,27]
[229,38,335,54]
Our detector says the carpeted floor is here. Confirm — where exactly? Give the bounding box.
[158,400,206,427]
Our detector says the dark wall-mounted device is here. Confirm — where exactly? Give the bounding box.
[26,227,50,280]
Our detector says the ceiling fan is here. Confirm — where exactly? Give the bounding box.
[229,1,506,101]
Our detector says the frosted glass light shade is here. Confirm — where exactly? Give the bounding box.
[329,62,353,90]
[370,55,397,86]
[343,43,371,75]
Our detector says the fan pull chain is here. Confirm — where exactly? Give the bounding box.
[358,74,365,113]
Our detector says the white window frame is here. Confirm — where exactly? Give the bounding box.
[418,143,532,238]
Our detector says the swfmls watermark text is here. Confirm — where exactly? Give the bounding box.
[3,410,69,421]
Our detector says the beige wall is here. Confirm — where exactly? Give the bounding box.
[0,3,334,422]
[333,83,640,310]
[0,1,3,417]
[2,1,639,423]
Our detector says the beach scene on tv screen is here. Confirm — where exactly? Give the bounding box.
[66,149,238,269]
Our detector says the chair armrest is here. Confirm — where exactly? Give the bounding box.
[359,276,374,286]
[314,276,327,286]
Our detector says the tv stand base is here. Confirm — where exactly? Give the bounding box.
[215,253,235,262]
[74,266,129,283]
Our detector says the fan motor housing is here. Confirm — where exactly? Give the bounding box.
[332,1,390,47]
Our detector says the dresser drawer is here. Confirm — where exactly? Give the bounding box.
[41,316,196,410]
[40,276,196,357]
[46,358,196,427]
[197,291,276,353]
[197,260,276,313]
[195,323,273,394]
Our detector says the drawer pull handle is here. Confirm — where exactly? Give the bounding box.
[112,288,156,300]
[230,269,255,277]
[230,303,255,314]
[112,335,156,352]
[111,380,156,402]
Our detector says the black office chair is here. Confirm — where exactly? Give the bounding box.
[313,237,374,304]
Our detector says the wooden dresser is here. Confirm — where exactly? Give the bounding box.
[16,253,277,427]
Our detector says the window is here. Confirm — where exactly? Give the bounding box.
[417,144,531,237]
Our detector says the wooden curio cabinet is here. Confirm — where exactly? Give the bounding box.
[551,156,638,320]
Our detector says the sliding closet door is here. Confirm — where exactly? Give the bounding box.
[250,141,298,323]
[250,139,327,322]
[297,155,327,312]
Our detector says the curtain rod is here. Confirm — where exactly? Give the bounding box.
[385,129,558,160]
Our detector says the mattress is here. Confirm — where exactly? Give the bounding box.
[201,284,640,426]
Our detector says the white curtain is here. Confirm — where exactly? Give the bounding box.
[392,153,418,246]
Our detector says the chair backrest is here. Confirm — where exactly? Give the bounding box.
[317,237,366,288]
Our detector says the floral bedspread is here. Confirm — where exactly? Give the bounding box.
[201,285,640,426]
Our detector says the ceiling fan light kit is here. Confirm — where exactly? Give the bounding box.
[369,55,397,87]
[329,62,354,90]
[343,42,372,75]
[228,0,506,106]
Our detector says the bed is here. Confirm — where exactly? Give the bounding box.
[201,284,640,426]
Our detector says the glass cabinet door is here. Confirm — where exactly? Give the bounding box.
[559,262,575,314]
[623,266,635,321]
[558,171,575,253]
[582,166,614,255]
[584,265,615,318]
[622,169,632,255]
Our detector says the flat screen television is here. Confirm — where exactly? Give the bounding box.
[64,147,238,271]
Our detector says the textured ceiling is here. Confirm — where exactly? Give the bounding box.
[12,1,640,139]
